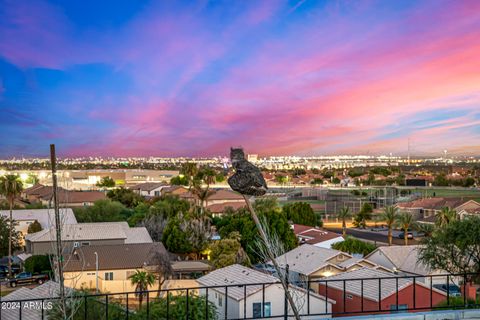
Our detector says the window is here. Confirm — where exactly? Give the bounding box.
[390,304,408,312]
[104,272,114,281]
[154,191,160,196]
[253,302,271,318]
[81,242,90,246]
[218,295,222,307]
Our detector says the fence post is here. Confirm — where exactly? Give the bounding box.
[284,264,289,320]
[307,280,310,315]
[84,295,87,320]
[204,288,207,320]
[167,289,171,320]
[186,289,189,320]
[126,293,129,320]
[464,273,467,307]
[262,284,265,317]
[106,295,109,319]
[146,291,150,320]
[244,285,247,319]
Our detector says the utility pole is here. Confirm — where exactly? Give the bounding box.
[50,144,66,315]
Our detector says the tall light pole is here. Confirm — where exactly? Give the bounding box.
[94,251,99,293]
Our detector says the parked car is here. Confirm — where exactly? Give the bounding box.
[8,272,49,287]
[398,232,414,239]
[0,265,21,279]
[433,284,461,297]
[371,225,388,232]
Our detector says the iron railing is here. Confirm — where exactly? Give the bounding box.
[0,272,479,319]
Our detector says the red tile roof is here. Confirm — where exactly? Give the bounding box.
[292,224,343,245]
[207,201,246,214]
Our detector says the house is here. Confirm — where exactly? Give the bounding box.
[207,201,246,216]
[292,224,344,248]
[317,268,447,317]
[273,245,390,289]
[0,208,77,241]
[25,221,152,254]
[396,198,480,223]
[1,281,73,320]
[198,264,334,319]
[22,184,106,207]
[130,182,168,197]
[205,189,244,206]
[364,245,450,286]
[63,242,166,293]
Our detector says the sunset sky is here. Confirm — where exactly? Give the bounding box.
[1,0,480,158]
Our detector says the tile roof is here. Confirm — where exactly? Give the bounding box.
[293,225,343,245]
[207,201,246,213]
[0,208,77,229]
[172,260,212,273]
[25,222,152,244]
[63,242,167,272]
[365,245,430,275]
[26,185,106,204]
[274,244,345,276]
[397,197,474,210]
[197,264,278,301]
[208,189,244,201]
[130,182,167,192]
[322,268,413,301]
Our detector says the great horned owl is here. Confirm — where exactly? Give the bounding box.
[228,148,268,196]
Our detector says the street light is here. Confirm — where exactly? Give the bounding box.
[94,252,99,293]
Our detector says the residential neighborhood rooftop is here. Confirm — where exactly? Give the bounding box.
[0,208,78,228]
[198,264,278,301]
[64,242,166,272]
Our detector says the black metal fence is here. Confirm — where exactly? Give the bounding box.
[0,272,479,320]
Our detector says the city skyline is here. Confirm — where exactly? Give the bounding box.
[1,0,480,158]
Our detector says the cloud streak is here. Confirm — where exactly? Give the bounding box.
[0,0,480,157]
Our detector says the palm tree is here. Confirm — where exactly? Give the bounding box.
[129,270,156,308]
[435,207,457,228]
[379,206,399,245]
[396,211,415,245]
[415,222,434,237]
[0,175,23,277]
[337,207,351,237]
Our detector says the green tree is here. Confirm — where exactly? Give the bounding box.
[379,206,399,245]
[463,177,475,187]
[27,219,43,233]
[396,211,415,245]
[107,187,144,208]
[418,216,480,274]
[275,174,288,185]
[215,172,225,183]
[73,199,132,223]
[162,218,193,254]
[129,270,156,308]
[282,202,317,227]
[352,203,373,229]
[96,176,115,188]
[214,199,297,263]
[415,222,434,237]
[0,174,23,277]
[0,216,21,258]
[337,207,351,237]
[310,178,323,185]
[435,207,457,228]
[24,255,52,274]
[433,174,449,186]
[132,294,217,320]
[331,236,376,256]
[170,175,189,186]
[209,232,250,268]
